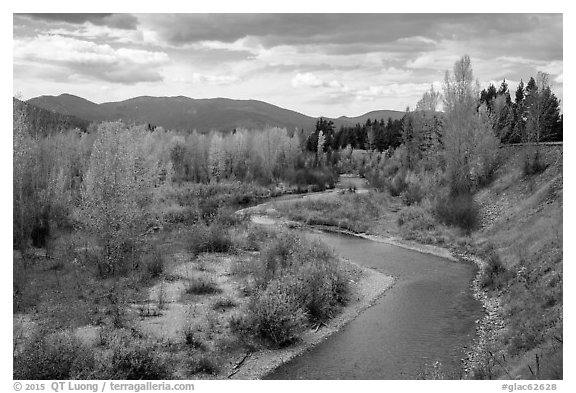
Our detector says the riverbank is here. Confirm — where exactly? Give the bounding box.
[244,188,495,379]
[262,148,562,380]
[228,259,394,379]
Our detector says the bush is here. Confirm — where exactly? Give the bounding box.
[162,206,198,225]
[293,258,349,321]
[231,232,350,347]
[14,331,95,379]
[228,312,252,337]
[188,223,233,254]
[183,327,207,350]
[189,354,220,375]
[434,192,479,233]
[286,167,338,191]
[244,224,276,251]
[523,149,547,176]
[141,248,164,279]
[100,340,170,380]
[478,245,513,291]
[246,280,307,347]
[389,171,408,197]
[186,275,222,295]
[398,206,436,232]
[258,232,300,283]
[401,180,424,206]
[211,296,236,311]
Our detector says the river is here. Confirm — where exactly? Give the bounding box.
[259,177,483,379]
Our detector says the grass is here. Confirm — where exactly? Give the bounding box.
[465,146,563,379]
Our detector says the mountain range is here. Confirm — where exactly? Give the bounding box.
[25,94,406,133]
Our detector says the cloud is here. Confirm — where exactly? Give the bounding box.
[13,14,563,116]
[140,14,445,47]
[554,74,563,84]
[14,34,169,84]
[291,73,349,91]
[18,13,139,30]
[190,73,241,85]
[354,83,434,102]
[46,25,145,45]
[291,72,324,88]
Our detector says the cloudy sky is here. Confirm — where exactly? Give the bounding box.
[13,13,563,117]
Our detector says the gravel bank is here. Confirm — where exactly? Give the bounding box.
[228,260,395,380]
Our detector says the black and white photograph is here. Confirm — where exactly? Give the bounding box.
[9,5,567,389]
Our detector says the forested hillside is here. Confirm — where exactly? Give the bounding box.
[13,97,90,136]
[26,94,405,134]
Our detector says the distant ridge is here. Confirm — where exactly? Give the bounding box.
[26,94,406,133]
[14,97,91,136]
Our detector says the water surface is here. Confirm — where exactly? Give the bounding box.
[266,231,482,379]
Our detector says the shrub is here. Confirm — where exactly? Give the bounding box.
[523,149,547,176]
[389,171,408,197]
[233,232,350,347]
[141,248,164,279]
[188,223,232,255]
[214,208,243,227]
[14,331,95,379]
[401,181,424,206]
[478,245,513,291]
[228,312,252,337]
[257,232,300,284]
[189,354,220,375]
[100,340,170,380]
[186,275,222,295]
[211,296,236,311]
[162,206,198,225]
[244,224,276,251]
[398,206,436,232]
[434,192,479,233]
[286,167,338,191]
[293,258,349,321]
[183,327,207,350]
[246,280,307,347]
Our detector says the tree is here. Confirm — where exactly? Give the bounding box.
[81,122,157,275]
[416,85,441,112]
[490,94,514,142]
[13,102,34,250]
[317,130,326,165]
[169,137,187,184]
[402,107,421,170]
[442,55,500,193]
[208,133,226,182]
[497,79,512,106]
[524,72,562,142]
[480,83,498,112]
